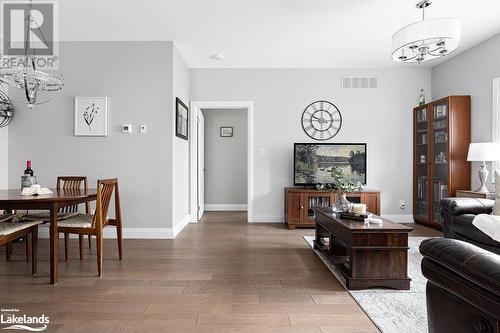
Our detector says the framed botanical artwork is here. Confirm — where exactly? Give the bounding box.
[74,97,108,136]
[176,97,189,140]
[220,126,233,137]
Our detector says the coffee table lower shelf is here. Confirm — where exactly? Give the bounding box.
[313,240,411,290]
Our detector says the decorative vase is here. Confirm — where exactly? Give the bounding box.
[335,193,351,212]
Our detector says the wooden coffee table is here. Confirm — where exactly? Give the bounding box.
[314,207,413,290]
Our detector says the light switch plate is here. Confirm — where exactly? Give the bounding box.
[140,125,147,134]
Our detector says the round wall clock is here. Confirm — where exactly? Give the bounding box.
[301,100,342,141]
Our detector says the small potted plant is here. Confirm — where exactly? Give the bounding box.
[317,167,362,212]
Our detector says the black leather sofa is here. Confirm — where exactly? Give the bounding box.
[420,238,500,333]
[440,197,500,254]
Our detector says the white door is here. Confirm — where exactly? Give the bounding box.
[197,110,205,220]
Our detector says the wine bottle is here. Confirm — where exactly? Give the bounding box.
[24,160,33,176]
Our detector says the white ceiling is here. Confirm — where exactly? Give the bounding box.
[60,0,500,68]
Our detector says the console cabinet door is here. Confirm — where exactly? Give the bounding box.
[287,193,305,223]
[361,193,379,215]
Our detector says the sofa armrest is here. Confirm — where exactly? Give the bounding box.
[440,197,494,216]
[420,238,500,295]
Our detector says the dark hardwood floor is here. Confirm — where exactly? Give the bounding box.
[0,212,441,332]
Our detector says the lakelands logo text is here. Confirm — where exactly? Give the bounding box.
[1,309,49,332]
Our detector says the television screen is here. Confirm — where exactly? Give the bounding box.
[294,143,367,186]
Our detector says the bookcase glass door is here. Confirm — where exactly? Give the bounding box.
[432,102,449,225]
[307,194,331,221]
[415,107,429,221]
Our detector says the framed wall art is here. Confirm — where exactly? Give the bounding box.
[176,97,189,140]
[74,97,108,136]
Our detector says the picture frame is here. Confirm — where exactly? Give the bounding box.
[74,97,108,136]
[220,126,233,137]
[176,97,189,140]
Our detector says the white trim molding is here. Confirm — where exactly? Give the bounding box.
[38,226,184,240]
[172,215,191,238]
[492,77,500,171]
[189,101,255,224]
[251,215,284,223]
[381,214,414,223]
[205,204,248,211]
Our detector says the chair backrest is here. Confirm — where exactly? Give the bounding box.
[56,176,89,214]
[92,178,120,229]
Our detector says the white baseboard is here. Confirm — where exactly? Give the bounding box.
[37,215,194,240]
[251,214,412,223]
[205,204,247,211]
[381,214,414,223]
[172,215,191,238]
[251,214,283,223]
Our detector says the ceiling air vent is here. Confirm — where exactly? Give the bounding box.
[342,77,377,89]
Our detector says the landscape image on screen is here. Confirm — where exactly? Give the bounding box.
[294,144,366,185]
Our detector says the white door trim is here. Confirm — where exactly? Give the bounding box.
[492,78,500,171]
[189,101,255,223]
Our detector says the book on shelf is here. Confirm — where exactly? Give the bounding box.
[433,179,448,202]
[417,176,428,199]
[308,197,330,208]
[421,133,427,145]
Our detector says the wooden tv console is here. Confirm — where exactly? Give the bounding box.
[284,187,381,230]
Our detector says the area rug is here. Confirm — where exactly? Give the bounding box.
[304,236,430,333]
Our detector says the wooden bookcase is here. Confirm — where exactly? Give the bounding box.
[413,96,471,230]
[284,187,381,230]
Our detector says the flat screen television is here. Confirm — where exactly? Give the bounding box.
[294,143,367,186]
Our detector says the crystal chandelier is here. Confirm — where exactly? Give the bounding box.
[391,0,461,64]
[0,0,63,109]
[0,89,14,127]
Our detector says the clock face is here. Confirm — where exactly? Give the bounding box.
[301,100,342,141]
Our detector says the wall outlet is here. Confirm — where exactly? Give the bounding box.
[140,125,147,134]
[399,200,406,210]
[121,124,132,133]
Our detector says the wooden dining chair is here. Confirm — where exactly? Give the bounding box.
[56,179,122,276]
[24,176,92,260]
[57,177,92,261]
[1,215,42,275]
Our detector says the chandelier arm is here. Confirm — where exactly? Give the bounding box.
[427,50,445,57]
[0,24,24,59]
[24,6,32,59]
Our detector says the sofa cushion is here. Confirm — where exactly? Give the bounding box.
[420,238,500,297]
[453,214,500,247]
[441,197,494,216]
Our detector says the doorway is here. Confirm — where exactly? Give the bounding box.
[189,102,254,223]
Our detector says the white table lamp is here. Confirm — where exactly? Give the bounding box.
[467,142,500,193]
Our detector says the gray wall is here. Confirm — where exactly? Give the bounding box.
[8,41,175,230]
[0,127,6,189]
[191,68,432,221]
[432,33,500,191]
[172,44,191,229]
[202,109,248,205]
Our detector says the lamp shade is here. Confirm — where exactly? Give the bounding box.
[391,18,461,63]
[467,143,500,162]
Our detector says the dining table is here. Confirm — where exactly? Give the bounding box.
[0,188,97,284]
